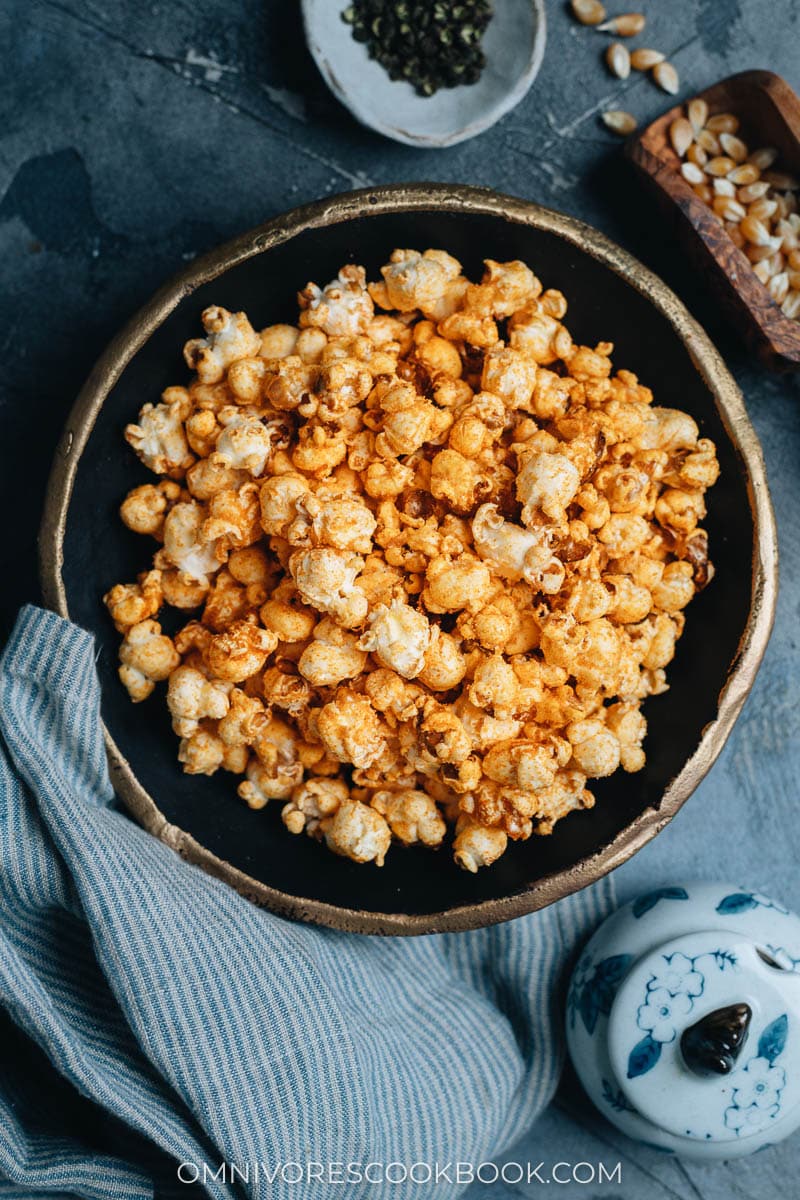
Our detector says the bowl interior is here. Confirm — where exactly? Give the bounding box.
[303,0,544,146]
[61,207,753,923]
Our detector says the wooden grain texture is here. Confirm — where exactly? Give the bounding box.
[628,71,800,371]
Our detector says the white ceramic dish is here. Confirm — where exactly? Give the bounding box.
[302,0,547,148]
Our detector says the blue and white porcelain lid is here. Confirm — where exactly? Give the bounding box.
[607,929,800,1143]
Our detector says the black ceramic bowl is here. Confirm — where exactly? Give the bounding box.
[40,185,777,934]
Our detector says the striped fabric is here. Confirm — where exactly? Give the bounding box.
[0,606,612,1200]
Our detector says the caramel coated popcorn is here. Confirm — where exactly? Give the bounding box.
[106,248,719,871]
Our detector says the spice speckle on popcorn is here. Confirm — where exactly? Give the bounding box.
[105,247,719,871]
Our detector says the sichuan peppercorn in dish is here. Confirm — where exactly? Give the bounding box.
[105,247,719,872]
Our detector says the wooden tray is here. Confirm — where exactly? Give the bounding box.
[627,70,800,371]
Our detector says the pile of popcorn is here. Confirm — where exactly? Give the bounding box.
[106,247,719,872]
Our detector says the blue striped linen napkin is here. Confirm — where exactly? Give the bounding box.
[0,605,613,1200]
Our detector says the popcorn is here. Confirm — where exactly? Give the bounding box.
[283,776,348,835]
[357,599,430,679]
[118,619,180,702]
[160,571,209,612]
[370,248,466,320]
[265,355,317,411]
[104,569,163,633]
[298,617,367,686]
[183,306,261,384]
[422,552,493,613]
[212,412,274,476]
[516,451,581,526]
[470,259,541,318]
[452,819,508,873]
[416,335,463,380]
[508,311,565,364]
[297,492,377,554]
[238,747,302,808]
[370,789,446,847]
[530,768,594,836]
[218,688,269,748]
[299,266,374,338]
[260,324,299,360]
[377,383,452,457]
[260,579,317,642]
[314,690,387,769]
[321,800,392,866]
[482,738,563,791]
[204,618,278,682]
[651,561,696,613]
[262,664,312,716]
[289,547,369,629]
[566,718,621,778]
[167,665,231,737]
[638,406,699,452]
[472,503,564,593]
[481,344,538,409]
[158,501,223,582]
[468,654,520,720]
[120,480,183,537]
[364,668,424,721]
[125,392,193,477]
[108,247,718,871]
[178,725,227,775]
[417,627,466,691]
[291,422,347,476]
[186,457,246,501]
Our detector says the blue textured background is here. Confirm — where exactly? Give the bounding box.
[3,1,800,1194]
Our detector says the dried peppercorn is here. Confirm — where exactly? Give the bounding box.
[342,0,493,97]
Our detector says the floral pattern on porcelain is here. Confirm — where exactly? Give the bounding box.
[724,1015,788,1135]
[628,948,738,1079]
[601,1078,635,1113]
[716,890,790,917]
[765,946,800,973]
[631,886,690,919]
[567,952,632,1035]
